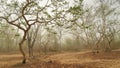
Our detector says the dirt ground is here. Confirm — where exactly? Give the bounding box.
[0,51,120,68]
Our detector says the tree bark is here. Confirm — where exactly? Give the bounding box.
[19,40,26,64]
[19,31,27,64]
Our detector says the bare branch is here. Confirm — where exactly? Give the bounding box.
[22,1,33,25]
[0,16,25,31]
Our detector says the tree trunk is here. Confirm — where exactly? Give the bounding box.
[28,41,34,57]
[19,41,26,64]
[28,46,31,57]
[31,47,34,57]
[28,46,34,57]
[19,31,27,64]
[44,45,47,54]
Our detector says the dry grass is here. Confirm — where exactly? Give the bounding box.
[0,51,120,68]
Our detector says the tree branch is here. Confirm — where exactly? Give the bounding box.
[0,17,25,31]
[22,1,33,25]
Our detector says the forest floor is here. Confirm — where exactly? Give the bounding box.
[0,51,120,68]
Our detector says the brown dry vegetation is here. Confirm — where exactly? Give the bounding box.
[0,51,120,68]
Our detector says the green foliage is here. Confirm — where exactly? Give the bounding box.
[68,6,82,15]
[45,27,50,31]
[1,25,9,28]
[11,28,15,31]
[85,25,92,29]
[20,21,27,26]
[29,2,38,6]
[7,1,19,8]
[56,22,63,27]
[15,33,20,37]
[43,11,52,18]
[13,1,18,8]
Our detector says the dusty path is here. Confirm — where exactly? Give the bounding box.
[45,51,120,68]
[0,51,120,68]
[0,54,22,68]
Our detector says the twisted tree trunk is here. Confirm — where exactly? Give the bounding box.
[19,31,27,64]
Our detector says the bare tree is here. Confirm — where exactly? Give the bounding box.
[0,0,50,63]
[27,23,41,57]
